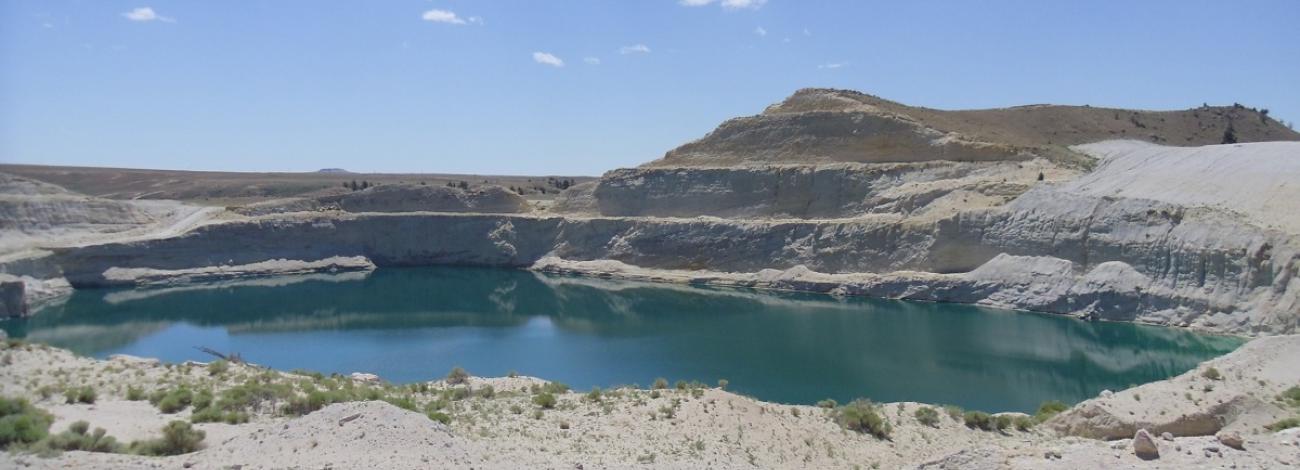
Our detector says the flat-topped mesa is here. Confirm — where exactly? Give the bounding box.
[652,88,1299,168]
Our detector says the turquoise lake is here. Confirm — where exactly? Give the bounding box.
[1,266,1242,412]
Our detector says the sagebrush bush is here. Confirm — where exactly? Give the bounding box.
[63,386,96,405]
[1280,386,1300,407]
[207,360,229,376]
[125,386,146,401]
[0,396,53,448]
[533,392,557,409]
[1266,417,1299,431]
[154,387,193,414]
[652,378,669,390]
[36,420,123,454]
[992,414,1013,432]
[1034,400,1068,423]
[446,366,470,385]
[913,406,940,427]
[1202,367,1222,381]
[585,387,603,403]
[130,421,205,456]
[427,411,451,425]
[963,411,993,430]
[834,399,891,439]
[815,399,837,409]
[1013,415,1035,431]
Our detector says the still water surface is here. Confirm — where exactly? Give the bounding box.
[1,267,1241,412]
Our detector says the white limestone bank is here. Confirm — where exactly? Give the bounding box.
[16,172,1298,336]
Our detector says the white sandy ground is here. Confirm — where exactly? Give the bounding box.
[1071,140,1300,235]
[0,335,1297,469]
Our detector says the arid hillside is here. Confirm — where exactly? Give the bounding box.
[0,165,596,205]
[656,88,1299,167]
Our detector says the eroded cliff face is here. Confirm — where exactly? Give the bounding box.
[5,89,1298,336]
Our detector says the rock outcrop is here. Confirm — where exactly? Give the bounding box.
[235,184,530,216]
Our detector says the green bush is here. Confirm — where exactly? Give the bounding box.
[1265,417,1300,431]
[963,411,993,430]
[63,386,96,405]
[131,421,205,456]
[1202,367,1222,381]
[1280,386,1300,407]
[992,414,1013,432]
[675,380,687,391]
[541,382,569,394]
[1013,415,1035,431]
[815,399,838,409]
[0,396,54,448]
[717,379,729,390]
[833,399,891,439]
[446,366,470,385]
[533,392,557,409]
[36,420,123,454]
[1034,400,1069,423]
[155,388,194,414]
[427,411,451,425]
[943,405,964,420]
[476,385,495,399]
[207,360,229,376]
[913,407,940,427]
[585,387,603,403]
[652,378,669,390]
[125,386,146,401]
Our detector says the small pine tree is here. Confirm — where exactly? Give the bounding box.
[1222,125,1238,144]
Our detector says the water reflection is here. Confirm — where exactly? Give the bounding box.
[2,267,1241,412]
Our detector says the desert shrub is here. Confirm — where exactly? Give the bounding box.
[649,390,661,399]
[992,414,1013,432]
[963,411,993,431]
[717,379,729,390]
[943,405,964,420]
[154,387,193,414]
[444,387,472,402]
[816,399,838,409]
[913,407,940,427]
[1280,386,1300,407]
[191,389,214,411]
[1034,400,1069,423]
[207,360,229,376]
[382,395,418,412]
[586,387,603,403]
[427,411,451,425]
[36,420,123,454]
[125,386,146,401]
[1202,367,1222,381]
[476,385,495,399]
[131,421,205,456]
[675,380,687,391]
[533,392,557,409]
[446,366,470,385]
[63,386,96,405]
[652,378,669,390]
[834,399,891,439]
[1266,417,1300,432]
[1013,415,1035,431]
[541,382,569,394]
[0,396,54,448]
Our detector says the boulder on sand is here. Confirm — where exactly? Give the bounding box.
[1133,429,1159,460]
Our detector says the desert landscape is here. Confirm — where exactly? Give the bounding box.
[2,87,1299,468]
[3,1,1299,468]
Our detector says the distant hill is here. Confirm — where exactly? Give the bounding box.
[317,168,352,174]
[655,88,1300,168]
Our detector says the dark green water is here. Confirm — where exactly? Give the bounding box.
[1,267,1241,412]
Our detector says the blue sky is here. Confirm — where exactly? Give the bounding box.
[2,1,1298,176]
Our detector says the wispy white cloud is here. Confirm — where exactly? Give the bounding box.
[122,7,174,23]
[532,52,564,67]
[818,62,848,69]
[583,57,601,65]
[754,26,767,37]
[679,0,766,10]
[422,9,469,25]
[722,0,767,10]
[803,28,813,36]
[619,44,651,54]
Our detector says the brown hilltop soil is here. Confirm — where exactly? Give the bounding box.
[656,88,1299,168]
